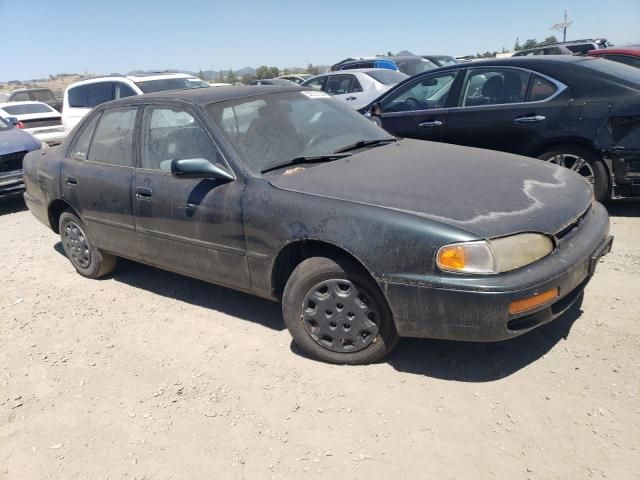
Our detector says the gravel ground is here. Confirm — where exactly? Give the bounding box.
[1,198,638,480]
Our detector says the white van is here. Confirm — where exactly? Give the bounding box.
[61,72,209,132]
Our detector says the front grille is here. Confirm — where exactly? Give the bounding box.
[0,151,27,173]
[555,205,591,241]
[21,117,62,128]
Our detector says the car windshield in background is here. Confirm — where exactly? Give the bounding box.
[366,70,408,85]
[397,59,438,76]
[580,57,640,85]
[0,116,9,130]
[2,103,53,115]
[432,56,459,66]
[207,91,394,174]
[134,77,209,93]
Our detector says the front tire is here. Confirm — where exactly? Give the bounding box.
[537,145,610,202]
[282,257,399,364]
[59,211,116,279]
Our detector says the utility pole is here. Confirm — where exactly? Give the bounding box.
[551,9,573,42]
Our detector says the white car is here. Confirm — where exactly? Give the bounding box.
[301,69,408,110]
[0,101,66,146]
[62,72,209,132]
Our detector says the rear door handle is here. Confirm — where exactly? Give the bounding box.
[513,115,546,125]
[135,187,152,199]
[66,176,78,185]
[418,120,443,128]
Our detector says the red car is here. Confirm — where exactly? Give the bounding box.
[588,46,640,69]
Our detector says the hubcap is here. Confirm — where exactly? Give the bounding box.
[546,154,595,186]
[301,279,380,353]
[63,221,91,268]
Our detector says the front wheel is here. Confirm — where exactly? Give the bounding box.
[282,257,399,364]
[537,145,610,202]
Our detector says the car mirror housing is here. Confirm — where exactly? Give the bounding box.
[368,102,382,117]
[171,158,234,181]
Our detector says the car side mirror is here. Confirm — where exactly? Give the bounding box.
[5,117,19,127]
[367,102,382,117]
[171,158,234,181]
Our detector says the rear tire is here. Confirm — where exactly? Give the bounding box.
[59,211,116,279]
[282,257,399,364]
[537,145,609,202]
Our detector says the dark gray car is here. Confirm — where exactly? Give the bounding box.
[23,86,612,364]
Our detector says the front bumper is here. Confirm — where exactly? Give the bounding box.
[381,202,612,341]
[0,170,24,199]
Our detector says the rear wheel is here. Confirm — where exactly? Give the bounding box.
[537,145,609,202]
[282,257,399,364]
[59,211,116,278]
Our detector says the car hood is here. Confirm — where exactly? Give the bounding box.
[0,128,40,155]
[269,139,594,239]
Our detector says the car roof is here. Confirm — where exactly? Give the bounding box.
[310,68,399,77]
[10,87,52,93]
[65,72,197,89]
[439,55,593,68]
[106,84,306,107]
[0,100,54,109]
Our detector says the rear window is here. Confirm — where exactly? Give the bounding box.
[134,77,209,93]
[366,70,408,85]
[580,57,640,86]
[566,44,595,54]
[68,82,114,108]
[2,103,54,115]
[31,90,56,102]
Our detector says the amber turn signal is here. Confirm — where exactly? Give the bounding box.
[508,288,559,315]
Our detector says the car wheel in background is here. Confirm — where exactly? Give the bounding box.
[59,211,116,278]
[282,257,399,364]
[537,145,610,202]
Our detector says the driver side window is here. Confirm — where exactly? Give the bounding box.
[141,106,221,172]
[381,72,456,113]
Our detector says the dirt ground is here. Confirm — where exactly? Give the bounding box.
[1,197,638,480]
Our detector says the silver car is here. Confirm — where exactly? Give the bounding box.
[302,69,408,110]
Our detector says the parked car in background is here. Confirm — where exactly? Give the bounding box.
[277,74,313,84]
[334,56,438,76]
[248,78,297,86]
[588,46,640,69]
[362,55,640,200]
[23,85,611,364]
[208,82,233,87]
[422,55,460,67]
[0,102,65,146]
[6,88,62,112]
[512,38,609,57]
[62,72,209,132]
[302,69,408,110]
[0,115,42,199]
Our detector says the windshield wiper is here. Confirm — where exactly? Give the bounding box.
[260,153,352,174]
[333,138,397,154]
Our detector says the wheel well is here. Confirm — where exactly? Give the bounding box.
[48,199,74,234]
[532,139,599,158]
[271,240,371,299]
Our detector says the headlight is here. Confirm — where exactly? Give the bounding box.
[436,233,554,274]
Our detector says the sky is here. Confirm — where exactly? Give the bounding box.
[1,0,639,81]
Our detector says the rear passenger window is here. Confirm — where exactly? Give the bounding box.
[68,85,89,108]
[462,69,530,106]
[528,76,558,102]
[32,90,56,103]
[72,113,101,160]
[88,107,137,167]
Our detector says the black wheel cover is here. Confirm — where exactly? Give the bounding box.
[301,279,380,353]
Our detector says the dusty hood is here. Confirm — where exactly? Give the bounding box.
[269,139,594,239]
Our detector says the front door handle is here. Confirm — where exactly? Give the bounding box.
[513,115,546,125]
[66,176,78,185]
[346,96,357,101]
[418,120,443,128]
[135,187,152,199]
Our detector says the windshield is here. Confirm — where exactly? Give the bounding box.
[2,103,54,115]
[580,57,640,86]
[135,77,209,93]
[366,70,408,85]
[207,91,394,174]
[397,59,438,76]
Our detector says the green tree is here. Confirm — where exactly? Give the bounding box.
[522,39,538,50]
[198,70,205,80]
[225,69,238,84]
[255,66,270,79]
[306,63,320,75]
[541,35,558,46]
[242,74,257,84]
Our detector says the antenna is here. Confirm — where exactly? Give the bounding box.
[551,9,573,42]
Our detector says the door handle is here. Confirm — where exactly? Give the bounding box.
[135,187,152,199]
[66,176,78,185]
[185,203,197,216]
[418,120,443,128]
[513,115,546,125]
[346,96,357,101]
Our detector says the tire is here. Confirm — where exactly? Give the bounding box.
[282,257,399,364]
[59,210,116,279]
[537,145,610,202]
